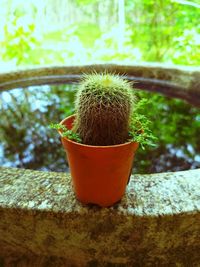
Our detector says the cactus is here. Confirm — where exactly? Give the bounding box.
[72,73,136,146]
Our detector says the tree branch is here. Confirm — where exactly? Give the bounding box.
[172,0,200,9]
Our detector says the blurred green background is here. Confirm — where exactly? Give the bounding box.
[0,0,199,68]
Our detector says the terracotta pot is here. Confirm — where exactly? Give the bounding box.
[59,115,138,207]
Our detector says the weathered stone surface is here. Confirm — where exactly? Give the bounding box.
[0,167,200,266]
[0,64,199,107]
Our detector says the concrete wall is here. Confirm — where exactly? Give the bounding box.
[0,167,200,266]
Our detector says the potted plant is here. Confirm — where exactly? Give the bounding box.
[51,73,155,207]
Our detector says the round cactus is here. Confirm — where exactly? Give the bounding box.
[72,73,136,146]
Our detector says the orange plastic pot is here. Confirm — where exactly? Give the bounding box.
[59,115,138,207]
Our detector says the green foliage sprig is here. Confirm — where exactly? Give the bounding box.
[50,100,156,149]
[128,99,157,149]
[50,123,82,143]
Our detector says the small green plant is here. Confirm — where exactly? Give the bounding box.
[128,99,157,149]
[50,123,82,143]
[51,73,156,149]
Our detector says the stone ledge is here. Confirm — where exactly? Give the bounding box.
[0,167,200,266]
[0,64,200,107]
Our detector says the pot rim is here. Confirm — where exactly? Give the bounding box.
[59,115,138,149]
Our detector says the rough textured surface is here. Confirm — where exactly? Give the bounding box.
[0,64,199,107]
[0,166,200,266]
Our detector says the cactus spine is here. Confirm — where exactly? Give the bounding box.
[72,73,136,146]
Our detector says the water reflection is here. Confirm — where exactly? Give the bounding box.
[0,84,199,173]
[0,84,76,172]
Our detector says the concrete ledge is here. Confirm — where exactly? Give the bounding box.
[0,167,200,266]
[0,64,200,107]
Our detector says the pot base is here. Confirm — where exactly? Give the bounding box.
[76,195,122,208]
